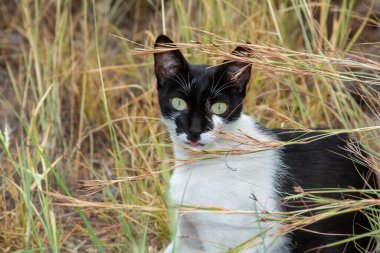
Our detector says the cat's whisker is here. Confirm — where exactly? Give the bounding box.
[212,81,234,97]
[171,73,189,94]
[187,72,192,92]
[211,66,227,96]
[225,101,245,122]
[213,84,234,96]
[210,72,216,95]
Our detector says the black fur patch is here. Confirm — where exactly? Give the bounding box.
[273,130,378,253]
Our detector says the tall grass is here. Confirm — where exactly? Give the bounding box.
[0,0,378,252]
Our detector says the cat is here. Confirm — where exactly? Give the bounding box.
[153,35,377,253]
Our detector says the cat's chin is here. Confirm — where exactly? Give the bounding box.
[178,141,213,151]
[173,139,213,150]
[184,140,205,147]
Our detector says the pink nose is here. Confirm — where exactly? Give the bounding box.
[189,140,199,147]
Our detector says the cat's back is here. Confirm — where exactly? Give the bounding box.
[272,129,375,190]
[271,129,377,252]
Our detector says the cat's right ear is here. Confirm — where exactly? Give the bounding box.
[154,35,188,88]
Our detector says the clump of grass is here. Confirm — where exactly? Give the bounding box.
[0,0,379,252]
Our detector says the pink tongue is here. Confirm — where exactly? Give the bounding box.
[190,140,199,147]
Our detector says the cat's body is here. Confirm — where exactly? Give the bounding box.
[167,115,289,253]
[153,35,377,253]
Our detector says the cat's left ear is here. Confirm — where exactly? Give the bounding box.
[216,46,252,96]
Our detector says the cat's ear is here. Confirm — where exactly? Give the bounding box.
[216,46,252,96]
[154,35,188,87]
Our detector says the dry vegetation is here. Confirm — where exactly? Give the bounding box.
[0,0,379,252]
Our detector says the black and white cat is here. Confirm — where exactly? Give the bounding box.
[153,35,377,253]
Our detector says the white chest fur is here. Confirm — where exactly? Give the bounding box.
[165,115,289,253]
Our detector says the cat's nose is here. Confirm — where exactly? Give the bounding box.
[188,128,201,140]
[187,133,200,142]
[188,116,202,140]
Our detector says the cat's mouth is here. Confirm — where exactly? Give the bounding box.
[185,140,205,147]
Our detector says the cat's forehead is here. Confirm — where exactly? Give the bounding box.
[187,64,215,92]
[165,64,223,99]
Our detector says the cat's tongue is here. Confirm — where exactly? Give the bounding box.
[189,140,199,147]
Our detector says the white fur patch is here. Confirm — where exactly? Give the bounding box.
[163,114,290,253]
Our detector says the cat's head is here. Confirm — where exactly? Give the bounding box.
[154,35,252,149]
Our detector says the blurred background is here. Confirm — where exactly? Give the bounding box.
[0,0,379,252]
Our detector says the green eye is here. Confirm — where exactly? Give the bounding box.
[211,102,227,114]
[171,97,187,111]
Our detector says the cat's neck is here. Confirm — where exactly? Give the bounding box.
[224,113,273,142]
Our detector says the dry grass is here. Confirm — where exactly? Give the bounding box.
[0,0,379,252]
